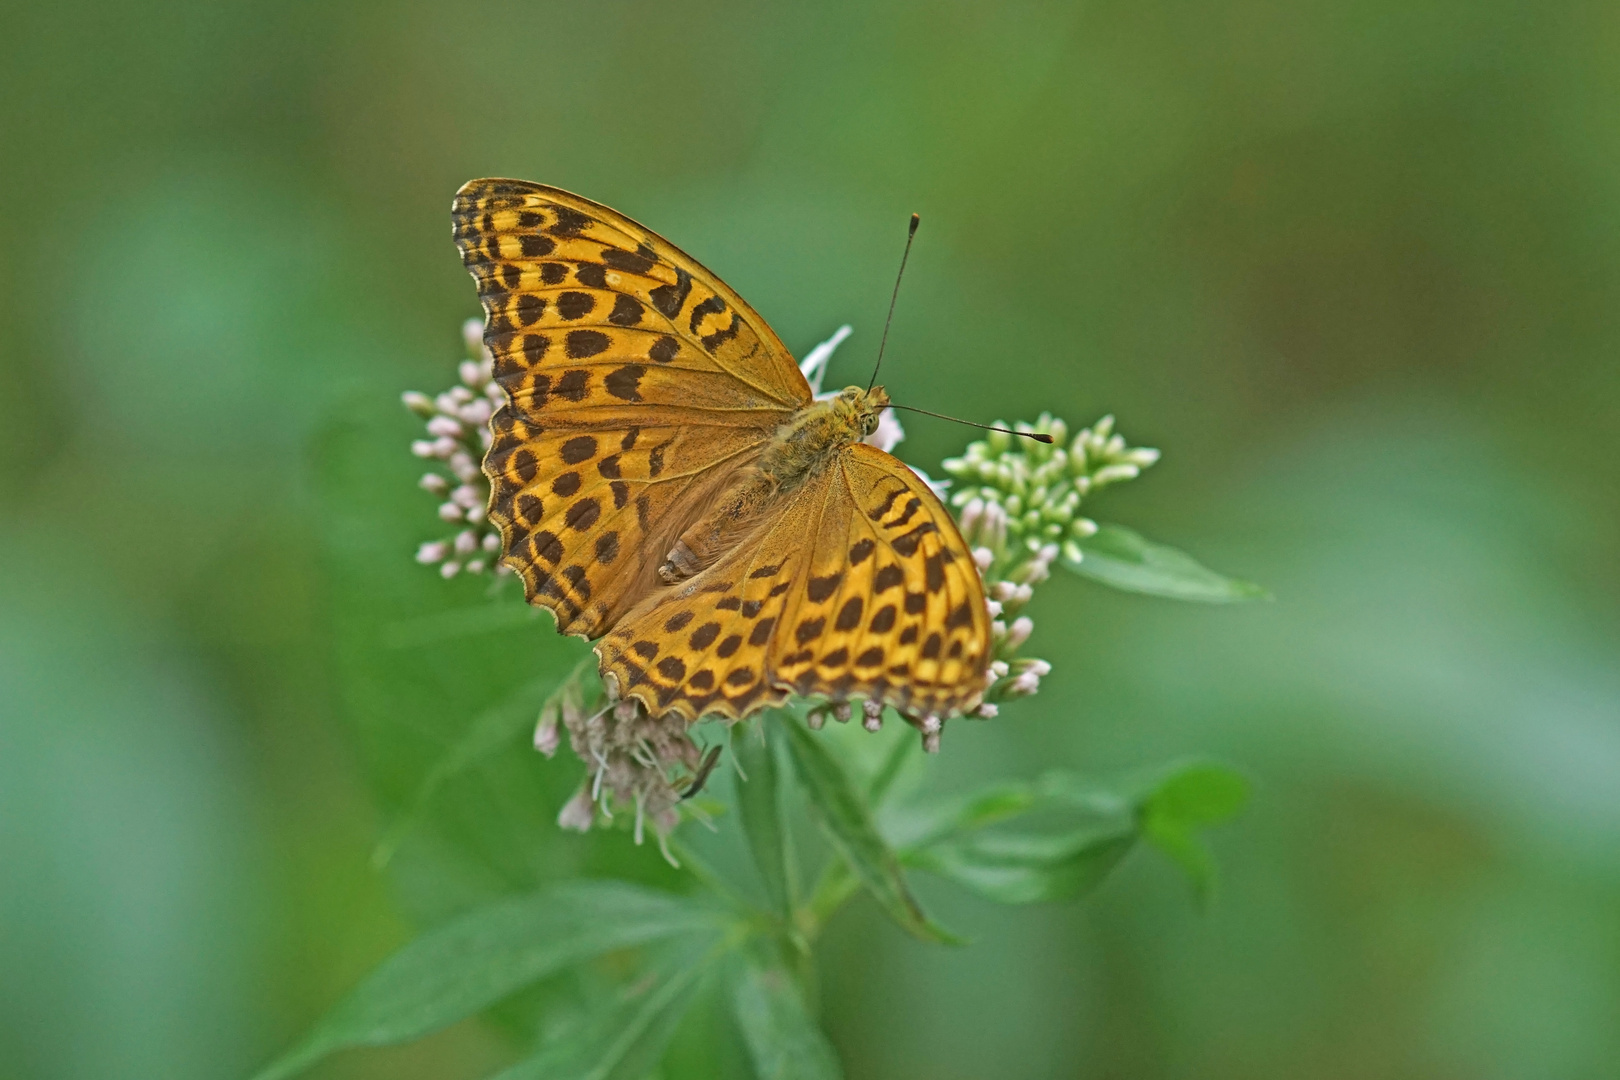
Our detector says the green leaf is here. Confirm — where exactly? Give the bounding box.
[900,777,1136,905]
[908,826,1137,905]
[487,935,721,1080]
[901,763,1249,906]
[729,948,844,1080]
[732,720,794,918]
[1137,762,1251,903]
[1065,523,1268,602]
[249,882,724,1080]
[779,718,959,944]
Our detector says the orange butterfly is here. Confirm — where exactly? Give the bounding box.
[453,180,990,724]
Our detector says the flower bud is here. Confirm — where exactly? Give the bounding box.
[419,472,449,495]
[410,439,437,458]
[459,360,485,389]
[440,561,461,578]
[415,541,448,564]
[557,787,596,832]
[427,415,463,439]
[401,390,436,417]
[1004,616,1033,651]
[438,502,464,521]
[1093,463,1140,486]
[464,559,485,574]
[534,706,561,756]
[458,397,493,426]
[451,484,482,509]
[482,532,501,553]
[431,436,458,458]
[1122,447,1160,467]
[454,529,479,555]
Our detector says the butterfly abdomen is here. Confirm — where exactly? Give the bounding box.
[655,395,858,585]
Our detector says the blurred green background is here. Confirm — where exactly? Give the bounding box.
[5,1,1619,1077]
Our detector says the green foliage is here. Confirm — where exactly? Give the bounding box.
[252,722,1246,1079]
[251,882,725,1080]
[729,946,844,1080]
[731,724,795,920]
[778,716,960,945]
[900,763,1249,905]
[487,936,721,1080]
[1066,524,1269,603]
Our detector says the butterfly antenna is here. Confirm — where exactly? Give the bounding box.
[886,404,1054,444]
[867,212,921,392]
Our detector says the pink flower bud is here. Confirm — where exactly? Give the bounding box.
[427,415,463,438]
[557,787,596,832]
[415,541,448,564]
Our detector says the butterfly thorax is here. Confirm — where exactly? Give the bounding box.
[757,385,891,490]
[656,386,891,585]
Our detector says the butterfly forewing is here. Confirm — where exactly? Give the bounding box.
[454,179,811,637]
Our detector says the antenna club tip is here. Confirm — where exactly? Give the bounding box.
[1032,432,1055,443]
[908,212,920,233]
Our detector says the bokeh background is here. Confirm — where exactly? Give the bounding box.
[5,1,1620,1077]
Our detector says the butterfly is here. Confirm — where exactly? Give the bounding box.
[452,179,990,725]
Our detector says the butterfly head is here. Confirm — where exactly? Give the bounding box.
[832,384,892,440]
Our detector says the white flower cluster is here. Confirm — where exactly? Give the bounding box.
[945,413,1160,707]
[532,666,704,860]
[404,319,510,579]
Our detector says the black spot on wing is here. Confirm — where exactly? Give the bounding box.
[807,573,842,602]
[688,294,726,334]
[649,268,692,319]
[560,435,597,464]
[891,522,939,557]
[565,329,610,358]
[601,245,656,274]
[608,294,644,326]
[648,335,679,363]
[604,365,645,401]
[556,291,595,320]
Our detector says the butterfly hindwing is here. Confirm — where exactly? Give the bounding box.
[596,444,990,720]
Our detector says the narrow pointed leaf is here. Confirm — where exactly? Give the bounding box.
[730,950,844,1080]
[250,882,723,1080]
[780,719,958,944]
[1065,523,1268,602]
[488,935,720,1080]
[733,720,794,917]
